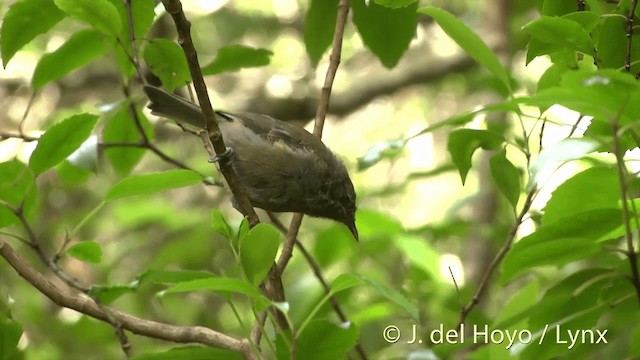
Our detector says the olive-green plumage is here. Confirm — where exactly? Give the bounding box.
[143,85,358,240]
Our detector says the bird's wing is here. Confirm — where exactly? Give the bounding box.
[216,111,316,153]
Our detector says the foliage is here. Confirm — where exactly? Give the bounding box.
[2,0,640,359]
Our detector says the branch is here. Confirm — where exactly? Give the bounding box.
[159,0,288,338]
[159,0,259,226]
[625,0,639,73]
[0,239,253,356]
[267,212,368,360]
[276,0,350,273]
[456,188,536,329]
[612,113,640,306]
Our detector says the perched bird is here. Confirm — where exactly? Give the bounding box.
[143,85,358,240]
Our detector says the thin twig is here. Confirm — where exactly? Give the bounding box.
[277,0,351,273]
[625,0,639,72]
[267,212,368,360]
[2,199,133,357]
[456,188,536,329]
[123,0,145,81]
[568,114,585,138]
[159,0,291,339]
[612,111,640,306]
[159,0,259,225]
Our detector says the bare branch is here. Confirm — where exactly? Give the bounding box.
[0,239,253,356]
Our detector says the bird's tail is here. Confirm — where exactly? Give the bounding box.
[142,85,206,128]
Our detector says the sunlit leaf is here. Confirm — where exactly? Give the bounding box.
[542,166,619,224]
[67,241,102,264]
[143,39,191,91]
[29,114,99,174]
[1,0,65,67]
[32,30,107,90]
[202,45,273,75]
[447,129,503,184]
[54,0,121,36]
[0,160,36,228]
[419,6,511,91]
[296,320,358,360]
[106,170,201,200]
[103,105,153,176]
[352,0,417,68]
[490,149,521,210]
[501,209,622,283]
[304,0,338,65]
[239,224,281,285]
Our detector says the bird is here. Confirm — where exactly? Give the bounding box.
[143,85,358,240]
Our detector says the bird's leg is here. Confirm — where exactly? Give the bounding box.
[209,147,234,165]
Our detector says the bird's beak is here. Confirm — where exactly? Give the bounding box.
[347,221,359,242]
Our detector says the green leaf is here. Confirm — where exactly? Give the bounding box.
[523,16,593,55]
[31,29,107,90]
[240,224,281,286]
[526,268,613,330]
[631,322,640,357]
[161,277,269,307]
[0,160,36,228]
[103,105,153,176]
[131,346,242,360]
[352,0,418,68]
[57,160,93,185]
[541,0,576,16]
[29,113,99,174]
[296,320,358,360]
[489,149,521,210]
[563,11,600,32]
[313,224,355,267]
[89,283,137,304]
[330,273,362,293]
[596,16,627,69]
[542,166,619,224]
[108,0,155,77]
[529,138,599,189]
[106,169,201,200]
[419,6,511,91]
[493,280,539,330]
[54,0,121,36]
[0,318,22,360]
[144,39,191,91]
[447,129,503,184]
[354,209,404,238]
[202,45,273,75]
[106,0,154,38]
[501,209,622,283]
[1,0,66,67]
[360,276,418,320]
[395,235,441,280]
[374,0,418,8]
[137,270,215,285]
[211,209,234,239]
[537,63,566,92]
[304,0,338,65]
[67,241,102,264]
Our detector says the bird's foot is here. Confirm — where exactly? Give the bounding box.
[209,147,234,165]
